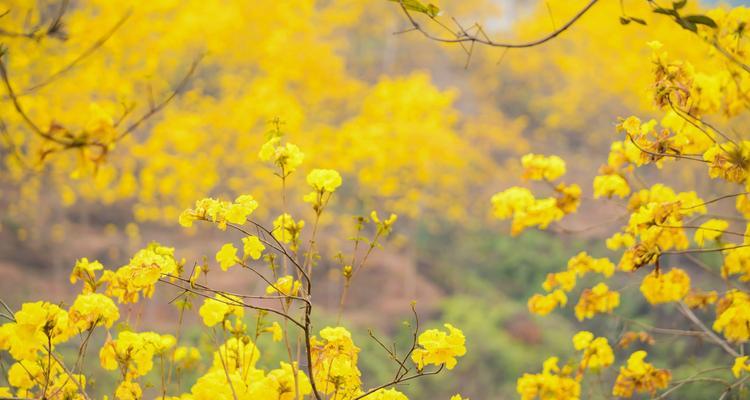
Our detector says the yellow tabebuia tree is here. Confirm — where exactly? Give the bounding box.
[449,1,750,398]
[0,134,469,399]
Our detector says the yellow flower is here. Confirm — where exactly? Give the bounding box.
[115,380,142,400]
[309,326,362,397]
[640,269,690,304]
[241,235,265,260]
[703,141,750,184]
[618,116,642,136]
[189,266,202,288]
[178,208,197,227]
[180,195,258,230]
[265,321,283,342]
[491,187,535,219]
[683,290,718,309]
[606,232,635,250]
[267,362,313,400]
[69,257,104,292]
[573,331,594,351]
[259,137,305,173]
[100,331,174,378]
[566,252,615,278]
[573,332,614,371]
[307,168,342,192]
[517,357,580,400]
[733,356,750,378]
[191,369,251,400]
[714,290,750,342]
[593,174,630,198]
[103,242,181,304]
[722,247,750,281]
[215,243,238,271]
[8,360,43,390]
[411,323,466,370]
[612,351,671,397]
[694,218,729,246]
[69,293,120,331]
[266,275,302,297]
[542,270,577,293]
[210,336,260,374]
[574,283,620,321]
[369,388,409,400]
[4,301,72,360]
[555,183,581,214]
[174,346,202,370]
[198,294,244,327]
[521,153,566,181]
[528,290,567,316]
[272,213,305,250]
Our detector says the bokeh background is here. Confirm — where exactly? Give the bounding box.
[1,0,744,398]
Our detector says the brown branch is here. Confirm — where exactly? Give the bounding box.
[396,0,600,49]
[18,9,133,95]
[117,53,204,141]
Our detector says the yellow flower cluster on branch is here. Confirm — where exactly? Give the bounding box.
[639,268,691,304]
[411,323,467,371]
[491,154,580,235]
[612,351,671,398]
[516,357,580,400]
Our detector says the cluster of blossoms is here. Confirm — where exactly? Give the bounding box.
[491,154,581,235]
[528,252,618,320]
[178,195,259,230]
[612,351,671,398]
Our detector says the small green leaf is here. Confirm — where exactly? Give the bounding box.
[653,7,679,17]
[677,18,697,32]
[388,0,440,17]
[425,4,440,17]
[684,14,718,28]
[672,0,688,10]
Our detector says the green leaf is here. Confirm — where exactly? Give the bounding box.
[425,4,440,17]
[653,7,679,17]
[672,0,688,10]
[388,0,440,17]
[676,18,697,32]
[684,14,718,28]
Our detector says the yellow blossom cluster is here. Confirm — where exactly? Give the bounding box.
[521,153,566,181]
[574,283,621,321]
[572,331,614,372]
[714,290,750,342]
[309,326,363,398]
[516,357,580,400]
[259,135,306,176]
[529,252,617,318]
[179,195,259,230]
[198,294,245,327]
[303,168,343,213]
[102,242,182,303]
[491,154,580,235]
[639,268,691,304]
[612,351,671,398]
[411,323,467,370]
[722,247,750,281]
[527,290,567,316]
